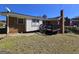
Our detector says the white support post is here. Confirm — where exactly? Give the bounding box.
[6,15,9,34]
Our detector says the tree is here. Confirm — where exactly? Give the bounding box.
[65,17,71,26]
[65,17,70,21]
[42,14,47,19]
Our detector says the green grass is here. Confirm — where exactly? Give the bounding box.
[0,22,4,28]
[0,33,79,53]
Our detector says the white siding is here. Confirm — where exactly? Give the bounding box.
[26,19,42,32]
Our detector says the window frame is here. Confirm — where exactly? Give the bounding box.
[32,19,39,23]
[31,19,40,27]
[18,18,24,24]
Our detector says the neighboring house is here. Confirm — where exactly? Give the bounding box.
[71,20,79,26]
[64,17,79,27]
[71,17,79,26]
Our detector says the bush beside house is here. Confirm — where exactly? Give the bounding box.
[0,22,6,34]
[65,26,79,34]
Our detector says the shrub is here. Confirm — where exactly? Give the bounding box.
[65,26,79,34]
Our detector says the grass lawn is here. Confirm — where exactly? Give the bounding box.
[0,33,79,54]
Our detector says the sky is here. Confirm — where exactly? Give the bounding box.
[0,4,79,20]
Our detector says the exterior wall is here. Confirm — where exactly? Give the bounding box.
[17,18,26,33]
[26,19,42,32]
[9,17,26,33]
[9,17,18,33]
[9,17,42,33]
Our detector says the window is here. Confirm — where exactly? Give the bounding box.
[18,19,24,24]
[31,19,40,27]
[32,19,39,23]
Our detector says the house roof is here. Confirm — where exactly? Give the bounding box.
[0,12,61,20]
[41,16,61,21]
[0,12,43,19]
[48,16,61,20]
